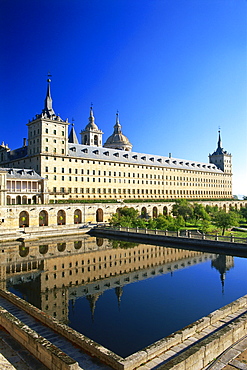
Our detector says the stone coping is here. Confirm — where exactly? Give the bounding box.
[0,289,246,370]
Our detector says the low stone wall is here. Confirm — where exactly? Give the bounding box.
[0,305,79,370]
[0,289,246,370]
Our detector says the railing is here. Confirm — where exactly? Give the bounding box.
[95,225,247,244]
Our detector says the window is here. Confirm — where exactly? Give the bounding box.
[45,129,48,134]
[45,167,48,172]
[62,168,64,173]
[54,130,56,135]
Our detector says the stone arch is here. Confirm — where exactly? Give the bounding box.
[19,245,29,257]
[96,237,104,247]
[39,210,48,226]
[16,195,21,205]
[163,206,168,216]
[32,195,37,204]
[57,242,66,252]
[57,210,66,225]
[96,208,103,222]
[19,211,29,228]
[7,196,11,205]
[141,207,147,218]
[22,196,27,205]
[74,209,82,224]
[74,241,82,250]
[39,245,48,254]
[94,135,98,146]
[153,206,158,218]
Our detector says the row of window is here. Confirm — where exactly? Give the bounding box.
[52,187,230,196]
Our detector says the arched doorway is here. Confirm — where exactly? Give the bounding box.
[32,196,37,204]
[19,245,29,257]
[74,209,82,224]
[96,237,104,247]
[96,208,103,222]
[141,207,147,218]
[22,196,27,205]
[7,196,11,205]
[153,207,158,218]
[39,245,48,254]
[57,210,66,225]
[19,211,29,228]
[17,196,21,205]
[57,242,66,252]
[39,210,48,226]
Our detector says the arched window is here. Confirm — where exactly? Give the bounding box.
[84,136,88,145]
[7,196,11,205]
[16,196,21,205]
[22,196,27,205]
[19,211,29,228]
[94,135,98,146]
[57,210,66,225]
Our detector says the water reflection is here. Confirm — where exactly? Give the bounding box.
[1,235,246,357]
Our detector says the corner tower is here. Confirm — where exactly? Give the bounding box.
[27,77,69,158]
[209,131,232,174]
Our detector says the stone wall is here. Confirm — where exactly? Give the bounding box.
[0,200,246,231]
[0,304,79,370]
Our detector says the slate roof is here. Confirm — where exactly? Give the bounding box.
[0,168,43,180]
[68,144,223,174]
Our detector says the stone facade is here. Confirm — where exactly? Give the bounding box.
[0,79,233,204]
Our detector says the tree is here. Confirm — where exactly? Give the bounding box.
[240,207,247,221]
[109,207,139,227]
[214,210,239,235]
[172,199,193,225]
[193,203,210,224]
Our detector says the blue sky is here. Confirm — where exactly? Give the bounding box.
[0,0,246,195]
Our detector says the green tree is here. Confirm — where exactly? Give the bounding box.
[214,210,239,235]
[109,207,139,227]
[240,207,247,221]
[172,199,193,225]
[193,203,210,224]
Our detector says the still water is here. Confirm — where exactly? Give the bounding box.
[5,236,247,358]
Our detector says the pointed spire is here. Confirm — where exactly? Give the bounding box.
[68,120,79,144]
[217,130,222,149]
[43,74,55,118]
[114,111,122,134]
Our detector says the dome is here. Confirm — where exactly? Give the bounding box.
[104,113,132,151]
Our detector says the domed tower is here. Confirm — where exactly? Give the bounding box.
[209,130,232,174]
[104,112,132,151]
[80,106,103,147]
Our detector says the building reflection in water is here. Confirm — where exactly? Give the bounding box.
[0,235,234,324]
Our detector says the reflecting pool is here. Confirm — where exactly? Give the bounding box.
[5,236,247,358]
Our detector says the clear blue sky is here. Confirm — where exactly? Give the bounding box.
[0,0,246,195]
